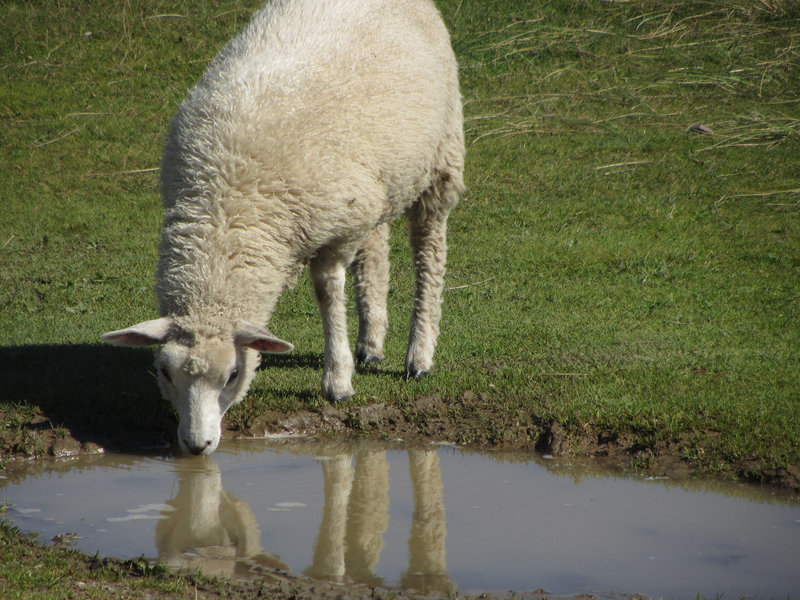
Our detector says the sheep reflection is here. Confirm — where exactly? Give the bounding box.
[306,446,454,594]
[155,459,288,578]
[154,444,453,593]
[402,449,451,593]
[304,447,389,585]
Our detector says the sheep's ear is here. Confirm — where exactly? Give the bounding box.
[101,317,173,347]
[234,322,294,354]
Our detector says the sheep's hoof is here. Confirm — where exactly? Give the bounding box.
[356,352,382,368]
[405,366,430,381]
[326,390,354,404]
[356,348,383,367]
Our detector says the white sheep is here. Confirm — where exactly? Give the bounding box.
[101,0,465,455]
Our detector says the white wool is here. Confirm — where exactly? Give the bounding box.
[104,0,464,454]
[158,0,463,344]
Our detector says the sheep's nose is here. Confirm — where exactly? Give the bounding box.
[184,439,212,455]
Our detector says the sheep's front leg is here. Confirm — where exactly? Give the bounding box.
[311,250,356,402]
[405,180,457,380]
[350,223,390,367]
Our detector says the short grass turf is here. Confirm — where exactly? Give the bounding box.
[1,0,799,479]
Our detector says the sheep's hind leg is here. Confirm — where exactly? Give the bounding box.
[311,248,356,402]
[350,223,389,368]
[405,177,458,380]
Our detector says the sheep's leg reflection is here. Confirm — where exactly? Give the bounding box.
[345,449,389,585]
[305,453,354,581]
[402,448,454,594]
[305,445,452,592]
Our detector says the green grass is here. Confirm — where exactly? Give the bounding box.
[1,0,799,480]
[0,520,194,599]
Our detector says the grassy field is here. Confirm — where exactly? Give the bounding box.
[1,0,799,597]
[1,0,799,479]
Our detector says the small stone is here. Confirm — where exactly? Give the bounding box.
[50,438,81,458]
[81,442,105,455]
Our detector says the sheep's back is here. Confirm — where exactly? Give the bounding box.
[166,0,458,210]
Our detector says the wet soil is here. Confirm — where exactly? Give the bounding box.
[4,391,800,491]
[241,396,800,491]
[243,393,800,490]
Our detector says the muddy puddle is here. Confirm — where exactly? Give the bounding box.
[1,437,799,599]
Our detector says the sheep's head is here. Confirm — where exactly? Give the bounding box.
[101,317,293,455]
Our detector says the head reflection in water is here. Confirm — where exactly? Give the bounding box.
[155,458,288,578]
[153,444,453,593]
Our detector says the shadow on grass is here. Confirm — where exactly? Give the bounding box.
[260,351,324,371]
[0,344,176,451]
[0,344,410,452]
[262,351,407,380]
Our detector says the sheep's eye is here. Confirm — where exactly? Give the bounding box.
[159,366,172,385]
[226,367,240,387]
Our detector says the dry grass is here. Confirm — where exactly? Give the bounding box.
[697,113,800,151]
[461,1,800,145]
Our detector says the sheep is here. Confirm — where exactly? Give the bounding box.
[101,0,465,456]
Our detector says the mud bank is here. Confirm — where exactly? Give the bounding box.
[234,393,800,492]
[3,391,799,492]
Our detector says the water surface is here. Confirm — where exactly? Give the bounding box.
[1,437,798,598]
